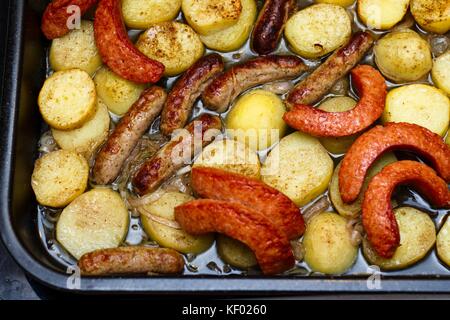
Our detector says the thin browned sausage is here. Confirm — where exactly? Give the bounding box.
[202,55,307,113]
[339,122,450,204]
[362,161,450,258]
[78,247,185,275]
[175,199,295,275]
[41,0,97,39]
[287,31,374,107]
[251,0,296,55]
[283,65,387,137]
[93,86,166,185]
[132,114,222,195]
[94,0,165,83]
[160,54,224,136]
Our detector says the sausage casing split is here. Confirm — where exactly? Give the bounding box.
[78,246,185,275]
[202,55,307,113]
[94,0,165,83]
[339,122,450,204]
[191,167,305,240]
[132,114,222,195]
[283,65,387,137]
[174,199,295,275]
[251,0,296,55]
[93,86,166,185]
[41,0,98,40]
[160,54,224,136]
[287,31,374,107]
[362,161,450,258]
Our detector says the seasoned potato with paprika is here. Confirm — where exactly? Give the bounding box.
[357,0,410,30]
[122,0,182,29]
[410,0,450,34]
[437,216,450,267]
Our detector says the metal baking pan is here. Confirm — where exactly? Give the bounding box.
[1,0,450,294]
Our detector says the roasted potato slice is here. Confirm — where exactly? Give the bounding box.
[303,212,358,274]
[122,0,182,29]
[262,131,334,206]
[93,67,146,115]
[182,0,242,35]
[140,192,214,254]
[383,84,450,136]
[363,207,436,270]
[357,0,410,30]
[374,29,432,83]
[52,99,110,159]
[56,189,130,259]
[193,139,261,179]
[31,150,89,208]
[315,0,355,6]
[410,0,450,34]
[318,96,359,154]
[200,0,256,52]
[38,69,96,130]
[285,3,352,59]
[329,153,397,219]
[136,21,204,76]
[217,234,257,269]
[49,20,102,76]
[432,51,450,96]
[437,215,450,268]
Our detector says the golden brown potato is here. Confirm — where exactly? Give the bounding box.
[122,0,182,29]
[363,207,436,270]
[136,21,204,76]
[437,215,450,267]
[357,0,410,30]
[31,150,89,208]
[38,69,96,130]
[217,234,257,269]
[410,0,450,34]
[374,29,432,83]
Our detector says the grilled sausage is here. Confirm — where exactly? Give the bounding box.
[362,161,450,258]
[283,65,387,137]
[93,86,166,185]
[41,0,97,39]
[78,247,185,275]
[160,54,224,136]
[132,114,222,195]
[191,167,305,239]
[251,0,296,55]
[94,0,165,83]
[174,199,295,275]
[286,31,374,107]
[339,122,450,204]
[202,55,307,113]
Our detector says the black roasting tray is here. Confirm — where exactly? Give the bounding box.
[1,0,449,294]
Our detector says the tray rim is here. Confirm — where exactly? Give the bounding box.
[1,0,450,294]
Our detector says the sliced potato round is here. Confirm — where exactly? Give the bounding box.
[432,51,450,96]
[285,3,351,59]
[38,69,96,130]
[262,131,334,206]
[49,20,102,76]
[363,207,436,270]
[122,0,182,29]
[410,0,450,34]
[374,29,432,83]
[193,139,261,179]
[31,150,89,208]
[136,21,204,76]
[140,192,214,254]
[437,216,450,267]
[383,84,450,136]
[303,212,358,274]
[226,89,288,151]
[315,0,355,6]
[200,0,256,52]
[357,0,410,30]
[52,99,110,159]
[182,0,242,35]
[318,96,359,154]
[329,153,397,219]
[93,67,146,115]
[217,234,257,269]
[56,189,130,259]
